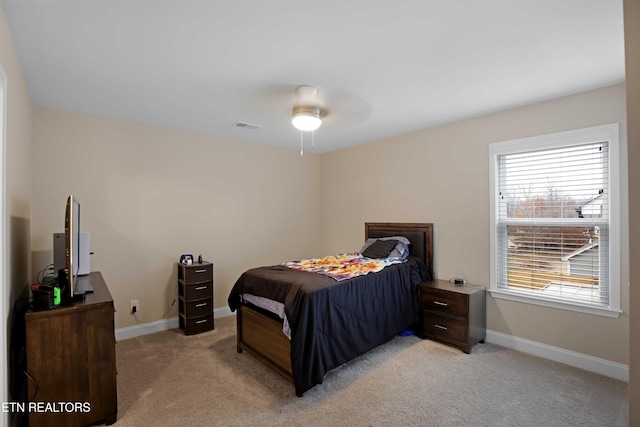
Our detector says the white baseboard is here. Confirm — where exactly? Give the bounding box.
[214,305,233,318]
[115,305,234,341]
[115,312,628,382]
[486,329,629,382]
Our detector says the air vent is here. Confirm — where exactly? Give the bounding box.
[234,121,262,130]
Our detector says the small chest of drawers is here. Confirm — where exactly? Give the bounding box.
[418,280,486,353]
[178,261,214,335]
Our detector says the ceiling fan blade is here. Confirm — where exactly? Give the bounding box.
[320,87,372,129]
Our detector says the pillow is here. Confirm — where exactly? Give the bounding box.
[361,239,398,259]
[360,236,411,259]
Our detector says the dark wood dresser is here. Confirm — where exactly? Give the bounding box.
[418,279,486,353]
[25,271,117,427]
[178,261,214,335]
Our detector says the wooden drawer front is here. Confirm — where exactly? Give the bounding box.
[420,288,467,319]
[241,306,292,374]
[180,314,214,335]
[184,281,213,301]
[423,313,467,343]
[184,265,213,284]
[180,298,212,318]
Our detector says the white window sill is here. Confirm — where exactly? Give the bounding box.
[489,289,622,318]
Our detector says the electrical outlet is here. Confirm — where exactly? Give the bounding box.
[130,299,139,315]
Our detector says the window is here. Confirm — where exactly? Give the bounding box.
[489,124,620,317]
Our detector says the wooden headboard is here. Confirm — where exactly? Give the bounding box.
[365,222,434,279]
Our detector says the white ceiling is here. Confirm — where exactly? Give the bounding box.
[2,0,625,153]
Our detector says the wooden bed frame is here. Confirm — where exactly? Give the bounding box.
[235,222,435,387]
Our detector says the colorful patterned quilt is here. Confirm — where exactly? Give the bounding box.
[282,253,402,281]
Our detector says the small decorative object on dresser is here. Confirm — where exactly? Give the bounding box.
[178,261,214,335]
[418,279,486,353]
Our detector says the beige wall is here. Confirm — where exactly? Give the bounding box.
[30,108,322,329]
[30,85,631,365]
[1,0,32,304]
[2,0,635,423]
[33,85,630,364]
[624,0,639,423]
[0,3,33,426]
[321,84,629,365]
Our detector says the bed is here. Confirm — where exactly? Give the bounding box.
[227,222,434,396]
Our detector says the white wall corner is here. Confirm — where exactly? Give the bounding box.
[486,329,629,382]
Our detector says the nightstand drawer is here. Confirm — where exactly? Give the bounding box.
[422,314,467,343]
[420,288,467,319]
[180,313,214,335]
[180,298,212,318]
[182,281,213,301]
[183,265,213,284]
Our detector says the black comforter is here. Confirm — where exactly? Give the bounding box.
[228,256,430,396]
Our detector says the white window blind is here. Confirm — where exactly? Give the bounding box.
[490,124,620,317]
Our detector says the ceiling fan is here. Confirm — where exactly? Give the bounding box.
[291,85,324,131]
[247,83,372,154]
[292,85,325,155]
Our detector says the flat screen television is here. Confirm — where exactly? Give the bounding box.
[64,195,81,299]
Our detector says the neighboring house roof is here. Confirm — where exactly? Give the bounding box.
[561,241,599,261]
[575,192,604,218]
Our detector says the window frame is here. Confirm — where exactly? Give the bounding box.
[489,124,621,318]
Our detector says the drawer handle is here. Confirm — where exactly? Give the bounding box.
[196,319,208,324]
[194,269,207,274]
[195,286,207,291]
[434,324,448,330]
[433,301,449,307]
[195,303,207,308]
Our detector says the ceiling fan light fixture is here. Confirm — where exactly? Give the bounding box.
[292,106,322,131]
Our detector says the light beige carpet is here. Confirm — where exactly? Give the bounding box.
[114,315,628,426]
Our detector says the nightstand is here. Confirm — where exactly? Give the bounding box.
[418,280,486,353]
[178,261,214,335]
